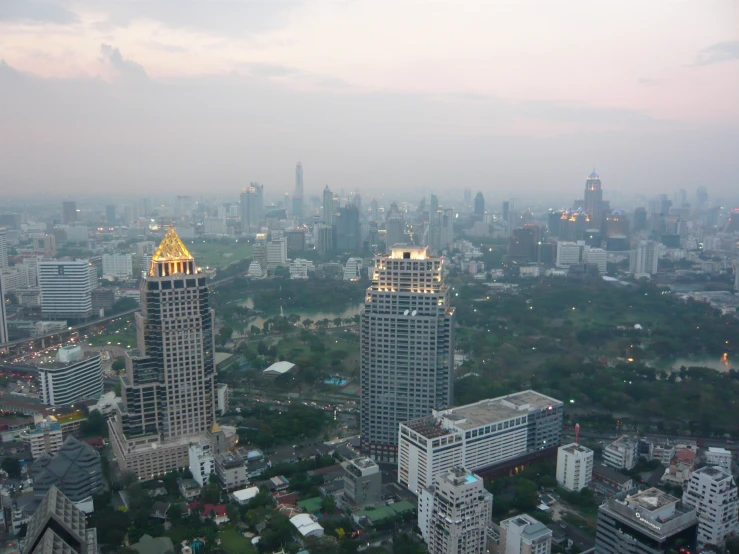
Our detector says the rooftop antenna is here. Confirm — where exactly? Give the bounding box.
[575,423,580,444]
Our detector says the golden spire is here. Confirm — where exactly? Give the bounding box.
[149,227,197,277]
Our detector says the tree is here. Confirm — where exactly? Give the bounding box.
[80,410,108,437]
[112,357,126,372]
[201,476,221,504]
[1,457,21,478]
[303,318,313,329]
[321,495,336,513]
[226,503,241,524]
[216,325,233,347]
[333,317,343,328]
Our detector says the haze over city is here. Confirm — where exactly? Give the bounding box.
[1,0,738,200]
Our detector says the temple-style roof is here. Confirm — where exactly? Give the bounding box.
[149,228,197,277]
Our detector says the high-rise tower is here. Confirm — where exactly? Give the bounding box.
[0,270,8,345]
[360,246,454,462]
[292,162,304,219]
[322,185,334,225]
[240,183,264,233]
[109,228,217,479]
[584,169,603,227]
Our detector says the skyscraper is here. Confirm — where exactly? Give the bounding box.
[418,468,492,554]
[629,240,660,275]
[322,185,334,225]
[0,271,8,345]
[473,192,485,216]
[292,161,304,219]
[109,228,217,478]
[584,169,603,227]
[240,183,264,233]
[335,206,360,252]
[0,227,8,269]
[62,201,77,224]
[360,246,454,462]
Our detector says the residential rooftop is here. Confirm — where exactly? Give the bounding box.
[561,443,593,455]
[627,488,679,513]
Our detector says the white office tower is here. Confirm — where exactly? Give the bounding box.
[499,514,553,554]
[584,247,607,274]
[102,253,133,280]
[38,345,103,407]
[343,258,362,281]
[360,246,454,462]
[0,227,7,269]
[630,240,660,276]
[109,228,217,479]
[418,468,492,554]
[555,241,581,268]
[0,271,8,345]
[556,443,594,492]
[399,390,563,493]
[38,258,94,319]
[682,466,739,550]
[266,237,288,272]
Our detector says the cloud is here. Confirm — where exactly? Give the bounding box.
[142,41,188,54]
[694,41,739,66]
[0,0,78,24]
[637,77,662,86]
[245,63,300,78]
[99,44,148,80]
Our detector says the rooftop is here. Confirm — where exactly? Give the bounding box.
[150,228,193,266]
[388,246,430,260]
[627,488,678,513]
[404,417,454,440]
[561,443,593,455]
[263,361,296,375]
[435,390,562,431]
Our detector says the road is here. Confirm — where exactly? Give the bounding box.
[562,428,736,450]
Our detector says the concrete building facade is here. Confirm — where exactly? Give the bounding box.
[682,466,738,549]
[38,258,94,319]
[418,468,492,554]
[499,513,553,554]
[556,443,594,492]
[342,457,382,509]
[38,346,103,407]
[603,436,639,470]
[398,390,563,493]
[360,246,455,462]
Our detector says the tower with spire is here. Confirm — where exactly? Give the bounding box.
[109,227,218,479]
[584,169,603,228]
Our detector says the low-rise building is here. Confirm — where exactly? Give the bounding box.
[37,346,104,408]
[342,457,381,509]
[214,449,249,490]
[232,486,261,505]
[29,436,104,509]
[178,479,201,501]
[705,447,733,470]
[290,513,324,539]
[22,417,64,460]
[556,443,593,492]
[590,463,635,497]
[498,514,553,554]
[187,437,215,487]
[603,435,639,470]
[262,361,297,377]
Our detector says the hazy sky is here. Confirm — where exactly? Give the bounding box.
[1,0,738,202]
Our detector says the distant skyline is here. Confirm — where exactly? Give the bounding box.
[1,0,738,199]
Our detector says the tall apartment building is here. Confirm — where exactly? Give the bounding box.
[0,227,7,269]
[595,488,697,554]
[418,468,492,554]
[360,246,455,462]
[38,258,94,319]
[266,237,287,272]
[342,457,382,509]
[37,345,103,407]
[399,390,563,493]
[322,185,334,225]
[0,270,8,345]
[62,201,78,224]
[584,247,607,274]
[21,486,97,554]
[102,253,133,280]
[630,240,660,276]
[603,435,639,470]
[498,514,553,554]
[556,443,594,492]
[240,183,264,233]
[682,466,739,550]
[109,228,217,479]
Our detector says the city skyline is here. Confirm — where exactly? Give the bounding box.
[1,2,737,198]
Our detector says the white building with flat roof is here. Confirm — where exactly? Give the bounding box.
[584,247,607,274]
[705,447,732,470]
[499,513,553,554]
[290,514,324,538]
[102,253,133,280]
[603,435,639,470]
[289,258,314,279]
[556,443,594,492]
[682,466,739,549]
[418,468,492,554]
[398,390,563,493]
[556,241,581,268]
[37,346,103,407]
[262,361,296,377]
[38,258,94,319]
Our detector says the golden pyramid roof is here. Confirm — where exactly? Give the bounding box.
[210,421,222,434]
[151,227,193,263]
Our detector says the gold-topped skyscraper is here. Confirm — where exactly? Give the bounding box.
[110,227,217,479]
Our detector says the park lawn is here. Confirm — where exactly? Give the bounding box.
[88,328,137,348]
[217,526,257,554]
[188,241,253,269]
